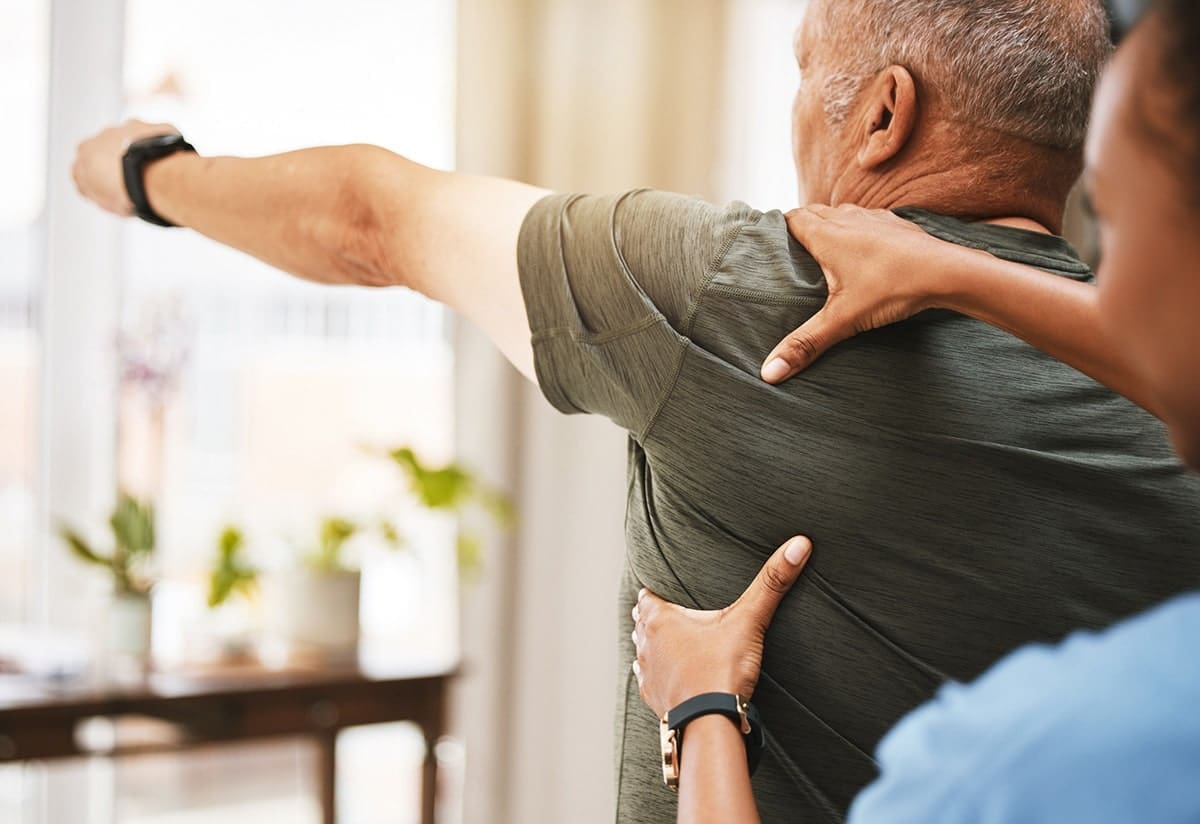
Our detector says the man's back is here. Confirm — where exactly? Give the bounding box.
[516,191,1200,822]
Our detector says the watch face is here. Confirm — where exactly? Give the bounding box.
[131,133,184,154]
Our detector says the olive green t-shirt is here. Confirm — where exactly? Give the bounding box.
[516,190,1200,823]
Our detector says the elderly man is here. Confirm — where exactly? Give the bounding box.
[73,0,1200,821]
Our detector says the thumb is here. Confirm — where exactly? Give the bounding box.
[761,307,849,383]
[735,537,813,627]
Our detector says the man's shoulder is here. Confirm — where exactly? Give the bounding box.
[519,189,819,331]
[514,188,797,430]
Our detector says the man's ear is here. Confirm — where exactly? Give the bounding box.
[856,66,918,170]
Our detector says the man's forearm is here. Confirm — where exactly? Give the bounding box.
[120,133,547,378]
[76,120,548,379]
[143,144,417,289]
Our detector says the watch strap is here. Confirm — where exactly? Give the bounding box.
[666,692,766,776]
[122,134,196,228]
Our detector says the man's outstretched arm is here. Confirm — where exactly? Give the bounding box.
[72,120,552,379]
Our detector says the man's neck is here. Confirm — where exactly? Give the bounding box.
[830,125,1076,235]
[835,165,1065,235]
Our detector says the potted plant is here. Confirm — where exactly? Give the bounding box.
[385,447,515,577]
[59,493,157,667]
[201,525,261,662]
[264,447,513,661]
[208,525,259,609]
[266,516,397,661]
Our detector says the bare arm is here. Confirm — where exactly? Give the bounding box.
[765,206,1159,419]
[72,121,551,379]
[677,716,761,824]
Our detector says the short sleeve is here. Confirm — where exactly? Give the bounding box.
[516,189,760,436]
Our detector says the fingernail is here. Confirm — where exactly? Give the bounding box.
[762,358,791,383]
[784,537,811,565]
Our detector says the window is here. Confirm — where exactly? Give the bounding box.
[0,4,49,819]
[3,0,460,821]
[115,1,460,820]
[121,0,460,663]
[0,0,49,624]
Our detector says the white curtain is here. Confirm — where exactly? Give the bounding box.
[451,2,731,823]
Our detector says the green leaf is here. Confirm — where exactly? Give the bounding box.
[478,488,517,528]
[378,519,407,550]
[320,517,358,556]
[208,566,257,608]
[208,568,236,608]
[59,498,155,596]
[218,525,244,559]
[383,446,517,578]
[304,516,359,573]
[456,533,483,581]
[389,448,475,511]
[208,524,257,608]
[110,493,156,558]
[58,526,115,571]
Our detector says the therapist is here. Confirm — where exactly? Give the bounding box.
[632,0,1200,820]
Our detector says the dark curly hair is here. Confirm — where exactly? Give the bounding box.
[1143,0,1200,202]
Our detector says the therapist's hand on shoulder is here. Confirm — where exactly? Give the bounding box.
[632,536,813,718]
[761,204,957,384]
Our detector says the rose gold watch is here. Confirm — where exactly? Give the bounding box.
[660,693,763,791]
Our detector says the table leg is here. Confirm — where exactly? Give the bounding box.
[421,726,438,824]
[317,731,338,824]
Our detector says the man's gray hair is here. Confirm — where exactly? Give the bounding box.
[820,0,1113,150]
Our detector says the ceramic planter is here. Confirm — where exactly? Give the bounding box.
[264,568,361,661]
[109,591,153,666]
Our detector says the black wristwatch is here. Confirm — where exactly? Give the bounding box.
[122,133,196,227]
[660,693,766,791]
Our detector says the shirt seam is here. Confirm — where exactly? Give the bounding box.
[527,189,682,421]
[756,710,854,822]
[682,213,761,338]
[918,236,1091,277]
[638,212,763,444]
[529,314,662,347]
[704,287,829,307]
[896,207,1093,275]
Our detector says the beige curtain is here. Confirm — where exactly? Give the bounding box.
[451,2,730,823]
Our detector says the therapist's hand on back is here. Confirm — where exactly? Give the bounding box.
[632,536,813,718]
[760,204,961,384]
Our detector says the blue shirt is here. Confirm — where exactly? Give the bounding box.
[848,593,1200,823]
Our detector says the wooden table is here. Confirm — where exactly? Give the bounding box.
[0,657,455,824]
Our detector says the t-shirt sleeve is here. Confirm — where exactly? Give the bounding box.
[516,189,760,436]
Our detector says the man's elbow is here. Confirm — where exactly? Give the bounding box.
[327,144,408,289]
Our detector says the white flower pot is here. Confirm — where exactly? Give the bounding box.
[265,569,361,661]
[109,592,153,667]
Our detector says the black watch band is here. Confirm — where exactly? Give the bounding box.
[122,133,196,227]
[666,692,766,776]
